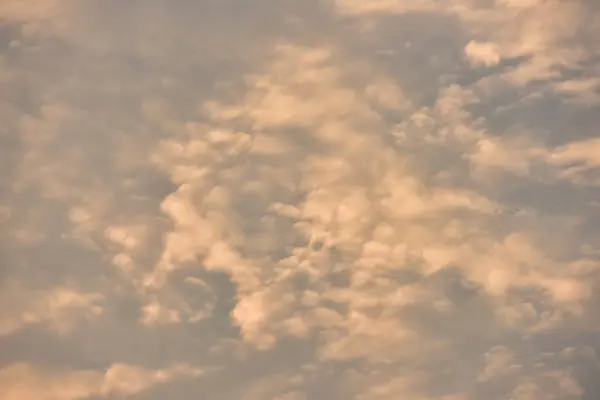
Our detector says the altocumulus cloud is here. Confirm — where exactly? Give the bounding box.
[1,0,600,399]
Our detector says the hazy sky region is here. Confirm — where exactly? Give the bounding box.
[1,1,600,399]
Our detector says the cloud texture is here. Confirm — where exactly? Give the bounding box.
[1,0,600,399]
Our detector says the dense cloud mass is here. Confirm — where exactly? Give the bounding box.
[1,0,600,399]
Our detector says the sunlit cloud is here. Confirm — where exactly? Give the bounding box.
[1,0,599,398]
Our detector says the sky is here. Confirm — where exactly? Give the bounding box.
[1,0,600,399]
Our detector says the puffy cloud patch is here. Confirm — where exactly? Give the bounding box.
[2,0,599,399]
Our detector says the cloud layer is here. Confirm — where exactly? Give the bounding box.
[1,0,600,399]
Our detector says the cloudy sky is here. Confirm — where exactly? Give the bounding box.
[1,0,600,399]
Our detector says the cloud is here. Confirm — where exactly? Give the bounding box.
[0,363,101,400]
[151,31,599,398]
[547,138,600,186]
[464,40,502,68]
[0,362,207,400]
[333,0,437,15]
[0,0,71,28]
[2,0,599,399]
[0,284,103,337]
